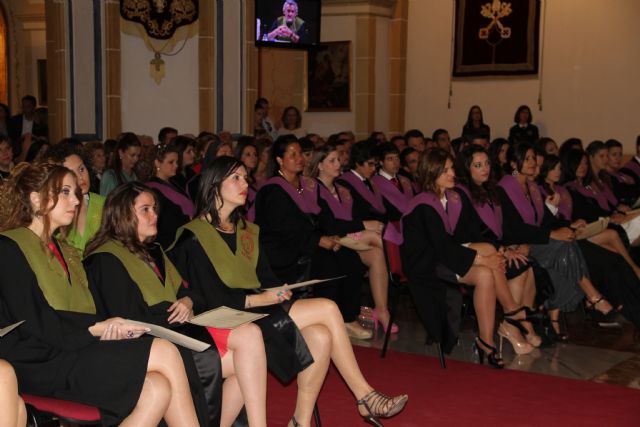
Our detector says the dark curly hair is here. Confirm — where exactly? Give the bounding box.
[455,144,499,205]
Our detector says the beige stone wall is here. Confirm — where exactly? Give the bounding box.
[405,0,640,152]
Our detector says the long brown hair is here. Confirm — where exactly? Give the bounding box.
[0,162,79,242]
[306,145,337,178]
[417,148,454,196]
[85,182,157,261]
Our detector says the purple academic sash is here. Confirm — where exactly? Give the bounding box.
[404,190,462,235]
[539,184,573,221]
[246,186,257,221]
[455,184,503,240]
[498,175,544,226]
[624,158,640,180]
[338,171,386,214]
[146,181,195,218]
[565,180,616,212]
[371,174,413,215]
[608,170,636,185]
[317,181,353,221]
[260,175,321,215]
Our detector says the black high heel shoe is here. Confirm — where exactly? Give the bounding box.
[357,391,408,427]
[548,319,569,342]
[473,337,504,369]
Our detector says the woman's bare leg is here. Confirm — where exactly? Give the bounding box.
[288,325,332,427]
[358,246,391,327]
[120,372,171,427]
[0,360,26,427]
[289,299,373,399]
[219,324,267,427]
[590,229,640,278]
[146,339,199,427]
[458,266,497,347]
[579,277,614,313]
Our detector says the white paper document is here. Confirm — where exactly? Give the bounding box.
[575,217,609,240]
[189,306,268,329]
[0,320,24,337]
[126,320,211,352]
[268,276,347,292]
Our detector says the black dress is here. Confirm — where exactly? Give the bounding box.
[253,182,365,323]
[84,245,222,427]
[608,172,639,207]
[0,237,152,426]
[168,227,314,384]
[508,124,539,145]
[400,203,476,352]
[148,177,192,249]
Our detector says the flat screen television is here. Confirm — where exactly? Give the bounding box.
[255,0,321,48]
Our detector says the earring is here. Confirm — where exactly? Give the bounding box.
[157,167,160,171]
[512,170,519,177]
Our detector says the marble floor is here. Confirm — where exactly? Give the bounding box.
[350,294,640,390]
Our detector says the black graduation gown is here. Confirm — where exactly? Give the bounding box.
[168,228,314,384]
[83,245,222,427]
[566,187,614,223]
[149,177,192,249]
[316,182,365,237]
[253,183,365,322]
[400,204,476,352]
[453,188,529,279]
[608,173,639,208]
[0,237,152,426]
[336,177,388,223]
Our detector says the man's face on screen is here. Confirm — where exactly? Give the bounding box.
[284,5,297,22]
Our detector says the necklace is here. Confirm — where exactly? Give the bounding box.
[216,222,235,233]
[278,170,304,194]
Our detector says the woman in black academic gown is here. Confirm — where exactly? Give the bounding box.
[498,143,616,338]
[146,144,195,248]
[537,155,640,330]
[605,139,639,206]
[253,135,372,340]
[0,162,199,426]
[84,182,269,427]
[0,360,26,427]
[563,142,640,246]
[400,149,535,369]
[169,156,408,427]
[308,145,397,334]
[454,145,541,348]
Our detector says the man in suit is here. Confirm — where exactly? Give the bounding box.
[8,95,38,159]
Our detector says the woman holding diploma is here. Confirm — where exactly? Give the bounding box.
[84,181,268,427]
[0,162,199,426]
[0,360,26,427]
[168,156,408,427]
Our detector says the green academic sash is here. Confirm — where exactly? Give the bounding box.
[89,240,181,306]
[1,227,96,314]
[66,192,105,252]
[172,219,261,289]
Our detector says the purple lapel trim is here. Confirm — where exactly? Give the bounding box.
[371,174,412,214]
[609,170,635,185]
[339,171,386,214]
[318,181,353,221]
[456,185,503,240]
[246,186,257,221]
[624,159,640,179]
[262,176,321,215]
[404,190,461,235]
[146,181,195,218]
[566,181,614,212]
[498,175,544,226]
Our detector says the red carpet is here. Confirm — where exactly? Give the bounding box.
[266,346,640,426]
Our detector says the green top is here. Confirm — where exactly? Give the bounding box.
[89,239,182,306]
[66,192,105,253]
[172,218,261,289]
[100,169,137,196]
[1,227,96,314]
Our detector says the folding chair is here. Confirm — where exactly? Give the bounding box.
[22,394,101,426]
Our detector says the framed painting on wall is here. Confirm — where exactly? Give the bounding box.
[453,0,540,76]
[305,41,351,111]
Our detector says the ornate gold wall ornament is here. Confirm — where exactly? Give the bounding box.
[121,0,198,40]
[479,0,512,40]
